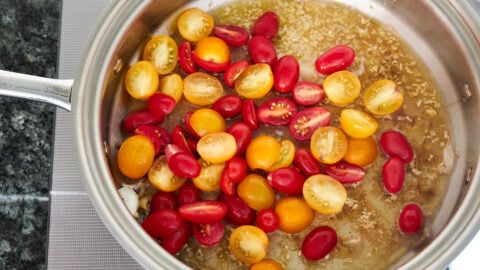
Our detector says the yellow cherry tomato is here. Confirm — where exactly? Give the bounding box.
[364,79,404,115]
[117,135,155,179]
[246,135,281,170]
[310,126,348,165]
[148,156,187,192]
[183,72,223,106]
[340,109,378,139]
[143,35,178,75]
[229,225,269,264]
[303,174,347,215]
[189,108,226,137]
[323,70,361,105]
[124,61,159,100]
[235,63,274,99]
[192,158,225,191]
[159,73,183,102]
[196,132,237,164]
[267,139,295,171]
[275,197,314,233]
[250,259,284,270]
[343,136,378,167]
[177,8,214,42]
[237,174,275,211]
[194,36,231,65]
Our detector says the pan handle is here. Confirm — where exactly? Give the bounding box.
[0,69,74,111]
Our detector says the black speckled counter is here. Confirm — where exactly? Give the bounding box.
[0,0,60,269]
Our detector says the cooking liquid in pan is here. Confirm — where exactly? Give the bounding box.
[120,0,455,269]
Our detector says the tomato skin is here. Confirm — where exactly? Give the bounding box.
[380,130,414,163]
[273,55,300,93]
[398,203,423,234]
[237,174,275,211]
[118,135,155,179]
[315,45,355,75]
[178,41,197,74]
[325,161,365,184]
[192,159,225,191]
[192,37,231,73]
[188,108,226,137]
[246,136,281,171]
[249,35,277,67]
[227,122,252,155]
[256,97,297,126]
[343,136,378,167]
[168,152,201,178]
[212,94,243,119]
[218,193,256,226]
[289,107,331,141]
[275,197,314,233]
[292,81,325,106]
[122,109,164,133]
[150,191,177,212]
[142,209,182,238]
[302,226,337,261]
[161,220,191,254]
[252,11,279,40]
[267,167,305,195]
[134,125,170,155]
[229,225,269,264]
[241,99,259,130]
[193,221,225,246]
[382,157,405,194]
[178,200,227,224]
[293,148,322,176]
[177,182,200,206]
[147,92,176,117]
[224,60,250,88]
[256,209,280,233]
[214,25,250,47]
[221,156,248,194]
[250,259,284,270]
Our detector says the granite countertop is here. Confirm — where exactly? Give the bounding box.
[0,0,60,269]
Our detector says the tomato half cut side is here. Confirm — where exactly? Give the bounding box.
[193,221,225,246]
[178,41,197,74]
[235,63,274,99]
[292,81,325,106]
[325,161,365,184]
[293,148,322,176]
[303,174,347,215]
[310,126,348,165]
[178,200,227,224]
[143,35,178,75]
[289,107,331,141]
[364,79,403,116]
[224,60,250,88]
[257,97,297,126]
[177,8,214,42]
[323,70,361,105]
[183,72,224,106]
[214,25,249,47]
[228,225,269,264]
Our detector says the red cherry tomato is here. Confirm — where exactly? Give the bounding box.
[382,157,405,194]
[325,161,365,184]
[161,220,191,254]
[214,25,249,47]
[380,130,414,163]
[314,45,355,75]
[249,35,277,67]
[122,109,164,133]
[212,94,244,119]
[150,191,177,212]
[242,99,259,130]
[178,40,197,74]
[221,156,248,195]
[293,148,322,176]
[172,125,195,155]
[183,111,200,139]
[289,107,331,141]
[168,152,201,178]
[218,193,256,226]
[273,55,300,93]
[398,203,423,234]
[227,122,252,155]
[302,226,337,261]
[252,11,279,39]
[134,125,169,155]
[177,182,200,206]
[142,209,182,238]
[147,92,176,117]
[267,167,305,195]
[256,209,280,233]
[224,60,250,88]
[292,81,325,106]
[256,97,297,126]
[192,221,225,246]
[178,200,227,224]
[192,37,230,73]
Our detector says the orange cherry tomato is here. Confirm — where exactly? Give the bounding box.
[250,259,284,270]
[303,174,347,215]
[235,63,274,99]
[323,70,361,105]
[364,79,404,115]
[310,126,348,165]
[117,135,155,179]
[229,225,269,264]
[192,158,225,191]
[189,108,226,137]
[194,36,231,65]
[177,8,214,42]
[237,174,275,211]
[340,109,378,139]
[183,72,224,106]
[196,132,237,164]
[124,61,159,100]
[159,73,183,102]
[343,136,378,167]
[148,156,187,192]
[267,139,295,171]
[143,35,178,75]
[246,135,281,170]
[275,197,314,233]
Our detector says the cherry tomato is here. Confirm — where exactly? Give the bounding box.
[143,35,178,75]
[241,99,259,130]
[382,157,405,194]
[398,203,423,234]
[325,161,365,184]
[292,81,325,106]
[364,79,403,116]
[159,73,183,102]
[293,148,322,176]
[197,132,237,164]
[267,140,295,171]
[214,25,249,47]
[178,41,197,74]
[303,174,347,215]
[118,135,155,179]
[273,55,300,93]
[218,193,256,226]
[246,135,281,170]
[256,97,297,126]
[147,93,176,117]
[248,35,277,67]
[228,225,269,264]
[122,109,164,133]
[150,191,177,212]
[178,200,227,224]
[177,8,214,42]
[192,36,231,72]
[134,125,170,155]
[227,122,252,155]
[193,221,224,246]
[323,70,361,105]
[275,197,314,233]
[235,63,274,99]
[340,109,378,139]
[212,94,243,119]
[183,111,200,138]
[189,108,226,137]
[148,156,187,192]
[192,159,225,192]
[177,181,200,206]
[168,152,201,178]
[252,11,279,40]
[237,174,275,211]
[256,209,280,233]
[183,72,223,106]
[172,125,195,155]
[267,166,305,195]
[315,45,355,75]
[343,136,378,167]
[141,209,182,238]
[289,107,331,141]
[380,130,414,163]
[161,220,191,254]
[220,174,236,196]
[220,156,248,194]
[301,226,337,261]
[310,126,348,165]
[124,61,159,100]
[224,60,250,88]
[250,259,284,270]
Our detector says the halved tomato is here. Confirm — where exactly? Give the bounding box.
[183,72,223,106]
[323,70,361,105]
[289,107,331,141]
[214,25,249,47]
[246,136,281,171]
[193,221,224,246]
[178,41,197,74]
[340,109,378,139]
[178,200,227,224]
[188,108,226,137]
[226,122,252,155]
[192,36,231,72]
[310,126,348,165]
[237,174,275,211]
[224,60,250,88]
[148,156,187,192]
[257,97,297,126]
[273,55,300,93]
[159,73,183,102]
[196,132,237,164]
[228,225,269,264]
[177,8,214,42]
[325,161,365,184]
[364,79,403,116]
[303,174,347,215]
[118,135,155,179]
[248,35,277,67]
[235,63,274,99]
[212,94,244,119]
[124,61,159,100]
[267,140,295,172]
[292,81,325,106]
[143,35,178,75]
[192,158,225,191]
[241,99,259,130]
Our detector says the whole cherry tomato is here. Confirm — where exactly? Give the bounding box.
[158,73,183,102]
[273,55,300,93]
[256,209,280,233]
[193,221,224,246]
[380,130,414,163]
[382,156,405,194]
[218,193,256,226]
[314,45,355,75]
[241,99,259,130]
[214,25,249,47]
[292,81,325,106]
[177,182,200,206]
[161,220,191,254]
[256,97,297,126]
[275,197,314,233]
[398,203,423,234]
[141,209,182,238]
[212,94,244,119]
[122,109,164,133]
[227,122,252,155]
[147,92,176,117]
[224,60,250,88]
[248,36,277,67]
[178,200,227,224]
[252,11,279,39]
[289,107,331,141]
[150,191,177,212]
[168,152,201,178]
[301,226,337,260]
[343,136,378,167]
[293,148,322,176]
[267,166,305,195]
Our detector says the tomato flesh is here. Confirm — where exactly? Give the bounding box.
[364,79,403,116]
[310,126,348,165]
[197,132,237,164]
[143,35,178,75]
[183,72,224,106]
[293,148,322,176]
[289,107,331,141]
[178,41,197,74]
[193,221,225,246]
[256,97,297,126]
[214,25,249,47]
[237,174,275,211]
[325,161,365,184]
[224,60,250,88]
[124,61,159,100]
[177,8,214,42]
[323,70,361,105]
[303,174,347,215]
[235,63,274,99]
[241,99,259,130]
[292,81,325,106]
[178,200,227,224]
[148,156,187,192]
[228,225,269,264]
